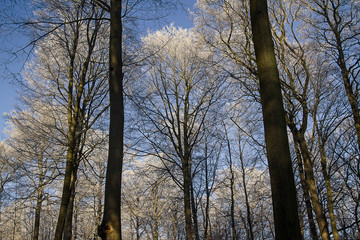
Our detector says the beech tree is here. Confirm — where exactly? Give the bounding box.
[249,0,302,239]
[132,26,225,240]
[15,2,110,239]
[5,107,65,240]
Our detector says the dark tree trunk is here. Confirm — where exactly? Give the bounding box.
[63,186,76,240]
[190,181,200,240]
[54,144,78,240]
[289,126,330,240]
[293,141,318,240]
[32,191,43,240]
[98,0,124,239]
[249,0,302,239]
[238,134,254,240]
[203,136,211,240]
[183,160,193,240]
[54,22,81,240]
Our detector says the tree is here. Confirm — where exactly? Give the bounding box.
[97,0,123,239]
[5,107,65,240]
[249,0,302,239]
[14,1,110,238]
[132,26,225,240]
[96,0,179,238]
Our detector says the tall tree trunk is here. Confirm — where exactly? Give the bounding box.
[224,123,237,240]
[318,134,339,240]
[183,160,193,240]
[98,0,124,239]
[294,141,318,240]
[203,135,211,240]
[54,23,80,240]
[290,127,330,240]
[238,133,254,240]
[63,186,76,240]
[152,189,159,240]
[249,0,302,239]
[190,181,200,240]
[332,30,360,153]
[54,145,78,240]
[229,163,236,240]
[33,190,43,240]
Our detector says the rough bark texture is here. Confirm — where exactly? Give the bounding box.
[98,0,124,239]
[249,0,302,239]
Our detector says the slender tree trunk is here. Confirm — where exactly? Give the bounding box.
[229,163,236,240]
[203,137,210,240]
[183,160,193,240]
[54,23,81,240]
[332,31,360,153]
[63,186,76,240]
[95,171,104,239]
[190,181,200,240]
[290,128,330,240]
[238,134,254,240]
[224,123,237,240]
[33,190,43,240]
[318,135,339,240]
[152,191,159,240]
[294,141,318,240]
[54,145,77,240]
[249,1,302,239]
[98,1,124,239]
[72,197,79,240]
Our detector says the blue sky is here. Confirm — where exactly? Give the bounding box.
[0,0,196,140]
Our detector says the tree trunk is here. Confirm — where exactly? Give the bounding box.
[238,134,254,240]
[229,164,236,240]
[191,181,200,240]
[32,190,43,240]
[203,136,211,240]
[54,145,78,240]
[152,191,159,240]
[54,23,81,240]
[63,186,75,240]
[318,135,339,240]
[249,0,302,239]
[333,31,360,154]
[98,0,124,239]
[294,141,318,240]
[290,127,330,240]
[183,160,193,240]
[224,123,237,240]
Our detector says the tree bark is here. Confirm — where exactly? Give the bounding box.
[289,126,330,240]
[190,181,200,240]
[98,0,124,239]
[238,133,254,240]
[54,144,78,240]
[63,186,76,240]
[32,190,43,240]
[224,128,237,240]
[293,141,318,240]
[318,134,339,240]
[249,0,302,239]
[54,23,80,239]
[183,159,193,240]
